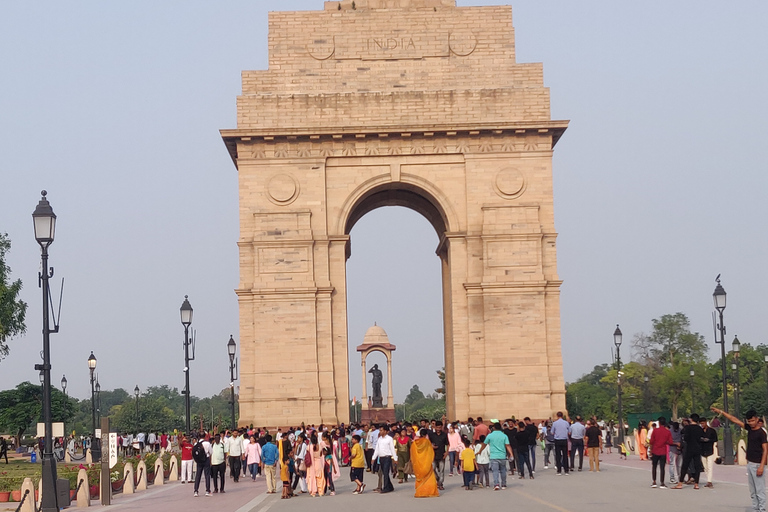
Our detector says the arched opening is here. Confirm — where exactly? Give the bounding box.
[346,192,447,422]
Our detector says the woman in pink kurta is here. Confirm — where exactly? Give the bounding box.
[307,435,326,497]
[447,425,463,475]
[246,436,262,480]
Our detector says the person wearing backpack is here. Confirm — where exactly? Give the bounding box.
[192,434,212,497]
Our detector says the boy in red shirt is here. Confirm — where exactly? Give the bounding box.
[649,417,676,488]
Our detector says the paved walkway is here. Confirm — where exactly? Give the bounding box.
[5,453,754,512]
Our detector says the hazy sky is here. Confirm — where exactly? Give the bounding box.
[1,1,766,407]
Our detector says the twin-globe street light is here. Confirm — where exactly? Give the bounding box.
[613,325,624,446]
[32,191,59,512]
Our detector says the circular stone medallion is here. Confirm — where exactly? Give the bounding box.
[494,168,526,199]
[449,32,478,57]
[267,174,299,205]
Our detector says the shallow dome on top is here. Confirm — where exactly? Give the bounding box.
[362,323,389,345]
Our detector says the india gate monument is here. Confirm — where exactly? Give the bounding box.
[221,0,568,427]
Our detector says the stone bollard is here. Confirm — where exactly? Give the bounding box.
[136,461,148,491]
[154,458,164,486]
[76,468,90,507]
[19,478,35,512]
[65,450,72,463]
[738,439,747,466]
[85,448,92,464]
[123,462,135,494]
[169,455,179,482]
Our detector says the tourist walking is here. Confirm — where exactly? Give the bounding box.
[485,422,512,489]
[350,434,366,494]
[474,436,490,488]
[568,416,586,471]
[712,407,768,512]
[372,424,397,493]
[395,428,412,483]
[411,429,439,497]
[524,417,539,473]
[307,433,326,496]
[261,435,279,494]
[668,421,682,484]
[543,421,555,468]
[246,435,262,481]
[552,412,570,475]
[210,434,226,493]
[515,421,533,479]
[192,434,212,497]
[227,430,244,482]
[585,419,602,472]
[699,417,718,488]
[180,436,194,484]
[0,437,8,464]
[649,417,674,488]
[428,421,449,490]
[447,424,462,476]
[292,434,308,492]
[672,414,704,490]
[459,438,476,489]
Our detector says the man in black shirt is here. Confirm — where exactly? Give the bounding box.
[503,420,517,474]
[672,414,704,489]
[713,407,768,512]
[428,421,449,490]
[524,417,539,473]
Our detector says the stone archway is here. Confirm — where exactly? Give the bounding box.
[222,0,568,427]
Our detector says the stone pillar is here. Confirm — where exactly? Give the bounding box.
[361,359,368,412]
[738,439,747,465]
[386,354,394,408]
[76,468,90,507]
[65,450,71,463]
[122,462,135,494]
[19,478,35,512]
[154,458,164,486]
[85,448,92,464]
[169,456,179,481]
[136,461,148,491]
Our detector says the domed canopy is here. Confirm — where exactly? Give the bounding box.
[357,323,396,352]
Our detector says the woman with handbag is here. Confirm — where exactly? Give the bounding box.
[395,428,412,483]
[307,433,326,497]
[292,434,308,493]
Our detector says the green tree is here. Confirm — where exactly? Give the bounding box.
[0,382,75,445]
[632,313,707,369]
[110,395,179,433]
[404,385,425,405]
[0,234,27,361]
[435,367,446,395]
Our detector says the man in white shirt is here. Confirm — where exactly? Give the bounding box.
[371,425,397,493]
[193,434,213,497]
[366,426,379,473]
[226,430,245,482]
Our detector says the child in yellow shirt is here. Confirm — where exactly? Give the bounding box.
[350,435,366,494]
[459,438,476,490]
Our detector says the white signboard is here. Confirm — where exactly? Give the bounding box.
[36,422,64,438]
[95,428,102,439]
[109,433,118,469]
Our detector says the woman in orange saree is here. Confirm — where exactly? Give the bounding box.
[636,422,648,461]
[410,430,439,497]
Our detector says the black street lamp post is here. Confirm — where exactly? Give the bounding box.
[61,375,67,396]
[713,277,734,465]
[614,325,624,446]
[643,373,650,414]
[733,336,741,433]
[32,191,59,512]
[180,296,193,434]
[227,335,238,429]
[689,366,695,415]
[134,385,140,434]
[95,378,101,424]
[87,352,100,460]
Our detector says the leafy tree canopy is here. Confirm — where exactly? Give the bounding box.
[0,233,27,361]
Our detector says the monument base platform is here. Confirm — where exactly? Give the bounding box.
[360,408,396,425]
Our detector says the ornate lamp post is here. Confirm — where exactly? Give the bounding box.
[87,351,101,460]
[32,190,59,512]
[227,335,238,430]
[180,296,193,434]
[134,385,140,434]
[733,336,741,432]
[713,276,734,465]
[689,365,695,415]
[614,324,624,446]
[61,375,67,396]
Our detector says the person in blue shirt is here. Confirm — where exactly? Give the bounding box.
[483,422,513,490]
[261,435,279,494]
[551,412,571,475]
[568,416,587,471]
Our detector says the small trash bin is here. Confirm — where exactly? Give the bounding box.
[57,478,71,508]
[30,451,37,463]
